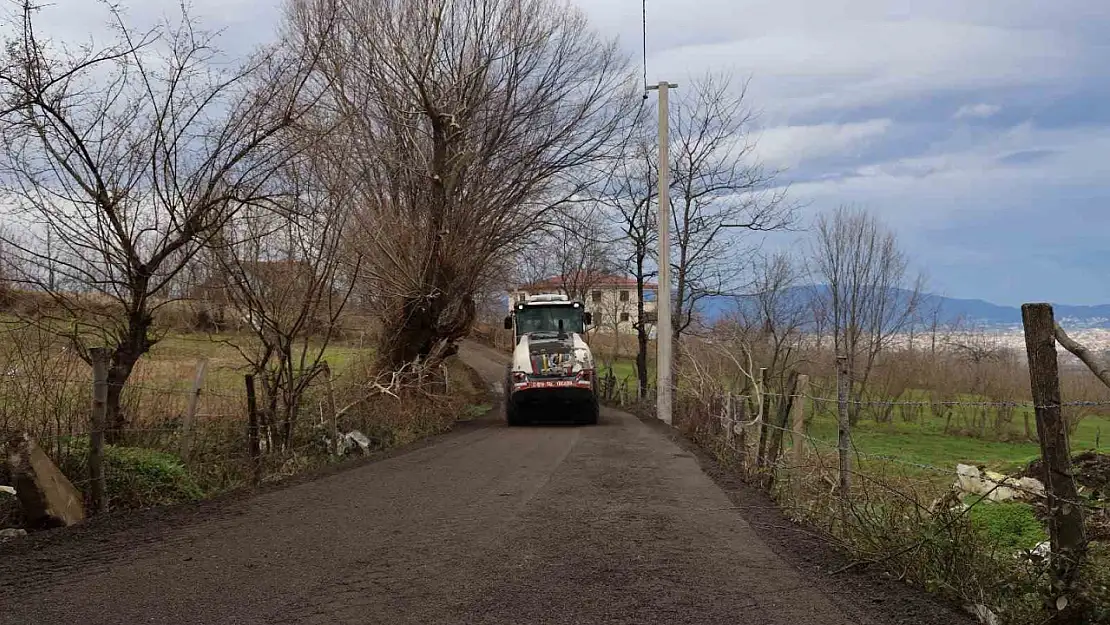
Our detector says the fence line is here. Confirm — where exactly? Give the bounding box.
[704,408,1101,511]
[602,302,1104,623]
[0,352,439,523]
[757,390,1110,410]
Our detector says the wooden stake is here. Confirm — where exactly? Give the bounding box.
[1022,303,1087,620]
[180,358,208,462]
[792,374,809,466]
[89,347,110,515]
[245,374,262,486]
[836,355,851,496]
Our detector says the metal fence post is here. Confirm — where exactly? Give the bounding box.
[322,363,339,458]
[724,391,734,448]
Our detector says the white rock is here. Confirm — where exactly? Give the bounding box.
[0,485,15,496]
[343,430,371,454]
[1017,476,1045,499]
[955,464,982,493]
[0,528,27,539]
[954,464,1026,502]
[967,603,1000,625]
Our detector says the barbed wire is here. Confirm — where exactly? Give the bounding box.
[602,388,1103,514]
[687,388,1110,411]
[697,406,1104,511]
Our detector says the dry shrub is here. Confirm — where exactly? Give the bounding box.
[613,357,1090,625]
[0,325,86,444]
[770,454,1049,623]
[333,354,488,453]
[470,323,514,354]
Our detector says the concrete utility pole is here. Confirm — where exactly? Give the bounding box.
[647,80,677,425]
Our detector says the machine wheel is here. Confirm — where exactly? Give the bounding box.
[506,400,528,426]
[580,402,600,425]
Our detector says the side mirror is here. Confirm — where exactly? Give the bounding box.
[503,315,513,330]
[583,312,593,326]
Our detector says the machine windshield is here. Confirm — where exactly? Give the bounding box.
[514,305,585,337]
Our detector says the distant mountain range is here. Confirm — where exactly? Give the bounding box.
[698,286,1110,330]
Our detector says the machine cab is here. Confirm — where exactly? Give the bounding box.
[504,293,592,337]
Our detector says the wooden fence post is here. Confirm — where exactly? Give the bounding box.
[764,371,799,490]
[180,358,208,462]
[89,347,110,515]
[792,374,809,466]
[1022,303,1087,620]
[245,374,262,486]
[836,355,851,496]
[321,362,339,458]
[756,367,771,472]
[724,391,734,448]
[736,398,749,471]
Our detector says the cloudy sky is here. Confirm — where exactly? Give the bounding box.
[33,0,1110,306]
[584,0,1110,307]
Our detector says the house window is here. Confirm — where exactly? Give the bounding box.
[620,312,630,322]
[591,290,602,303]
[619,290,629,302]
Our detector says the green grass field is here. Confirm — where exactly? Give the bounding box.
[598,359,647,384]
[132,332,371,393]
[807,413,1109,472]
[600,357,1110,474]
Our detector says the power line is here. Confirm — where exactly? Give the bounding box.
[642,0,649,98]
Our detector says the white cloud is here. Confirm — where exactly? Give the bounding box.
[21,1,276,57]
[649,20,1076,120]
[575,0,1101,123]
[954,104,1002,119]
[782,122,1110,229]
[754,119,893,168]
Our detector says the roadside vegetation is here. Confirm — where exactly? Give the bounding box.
[0,0,612,529]
[0,0,1104,622]
[551,207,1110,624]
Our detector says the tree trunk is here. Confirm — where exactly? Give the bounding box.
[104,364,134,445]
[104,311,155,444]
[382,290,476,370]
[635,254,649,399]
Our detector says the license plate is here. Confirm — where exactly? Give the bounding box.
[531,380,575,388]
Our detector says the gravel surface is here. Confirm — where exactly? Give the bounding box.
[0,342,972,625]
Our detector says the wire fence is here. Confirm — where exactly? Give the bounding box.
[596,355,1109,624]
[0,350,460,528]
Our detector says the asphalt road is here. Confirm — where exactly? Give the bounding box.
[0,342,967,625]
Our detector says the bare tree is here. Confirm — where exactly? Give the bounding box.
[808,205,924,423]
[513,204,616,306]
[603,74,793,392]
[291,0,637,372]
[210,145,357,450]
[0,2,326,440]
[668,75,793,342]
[601,117,658,398]
[736,251,809,397]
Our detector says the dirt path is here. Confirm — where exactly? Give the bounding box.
[0,342,970,625]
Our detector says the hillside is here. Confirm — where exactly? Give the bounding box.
[698,286,1110,330]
